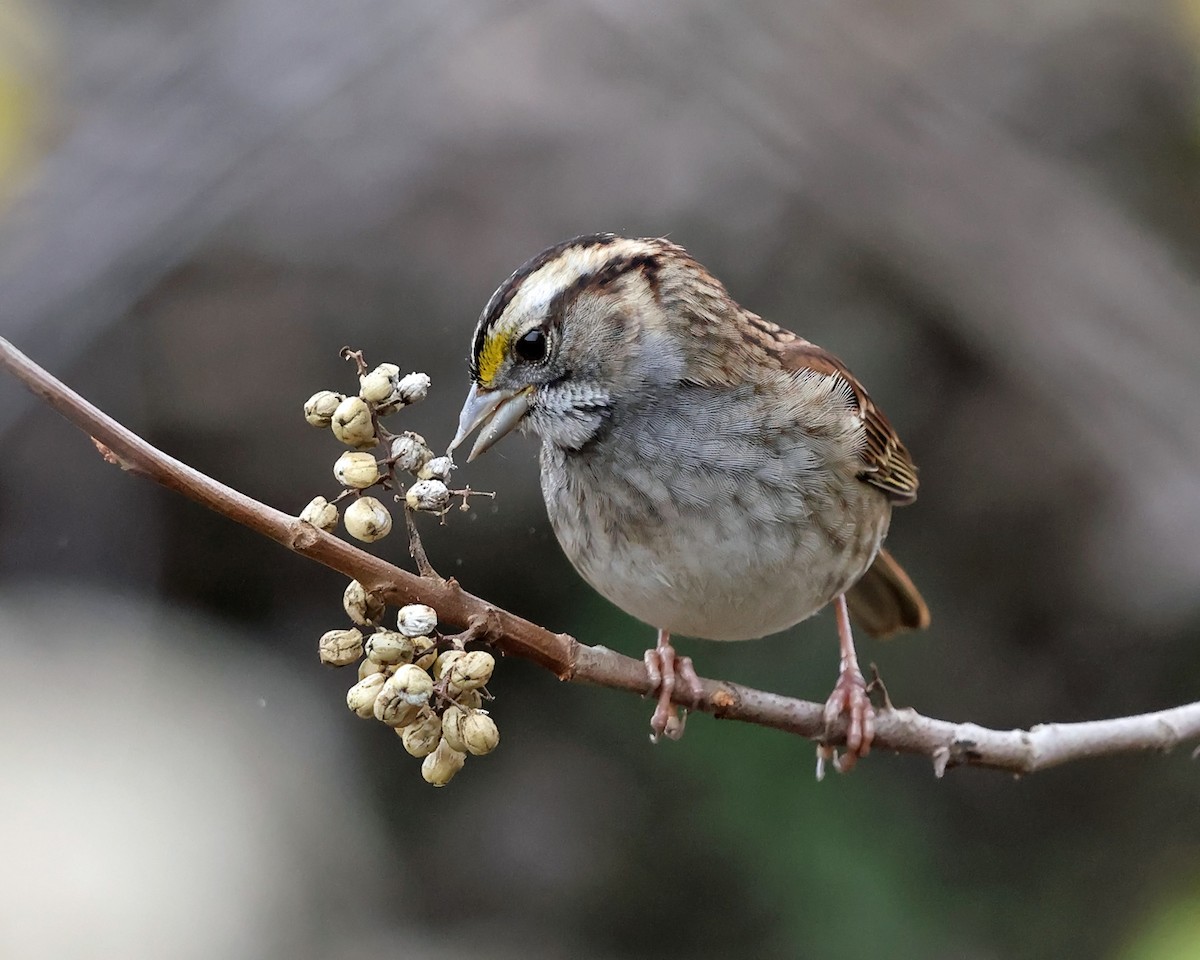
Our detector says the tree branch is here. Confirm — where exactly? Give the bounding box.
[3,334,1198,776]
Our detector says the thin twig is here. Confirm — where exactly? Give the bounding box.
[3,334,1198,776]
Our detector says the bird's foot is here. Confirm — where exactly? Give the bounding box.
[816,594,875,780]
[643,630,703,743]
[816,663,875,779]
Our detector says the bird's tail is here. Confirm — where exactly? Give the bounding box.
[846,547,930,639]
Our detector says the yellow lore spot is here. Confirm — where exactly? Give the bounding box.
[477,332,508,387]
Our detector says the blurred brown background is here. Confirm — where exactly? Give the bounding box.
[1,1,1199,958]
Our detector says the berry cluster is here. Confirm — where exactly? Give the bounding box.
[302,350,499,785]
[299,349,482,541]
[320,597,499,786]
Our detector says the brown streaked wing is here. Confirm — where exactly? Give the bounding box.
[777,339,919,505]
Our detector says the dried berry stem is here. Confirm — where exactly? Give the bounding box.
[339,346,369,376]
[3,334,1199,776]
[405,507,439,579]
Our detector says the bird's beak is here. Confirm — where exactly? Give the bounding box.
[448,383,534,462]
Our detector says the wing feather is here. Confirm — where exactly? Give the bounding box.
[777,339,919,505]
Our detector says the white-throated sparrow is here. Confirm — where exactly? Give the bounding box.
[450,234,929,773]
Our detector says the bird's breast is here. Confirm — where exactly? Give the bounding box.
[538,399,890,641]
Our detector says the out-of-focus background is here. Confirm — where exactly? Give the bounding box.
[1,1,1199,957]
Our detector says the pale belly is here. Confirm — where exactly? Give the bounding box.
[541,444,890,641]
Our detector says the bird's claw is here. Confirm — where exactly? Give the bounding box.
[645,637,702,743]
[816,665,875,779]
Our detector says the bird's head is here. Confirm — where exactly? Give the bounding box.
[449,233,690,461]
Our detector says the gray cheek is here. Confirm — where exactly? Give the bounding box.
[625,328,688,387]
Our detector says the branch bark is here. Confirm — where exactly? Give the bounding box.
[3,334,1198,776]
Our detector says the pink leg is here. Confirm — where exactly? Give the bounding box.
[644,629,704,743]
[816,594,875,779]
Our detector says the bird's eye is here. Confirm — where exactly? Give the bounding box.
[514,329,547,363]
